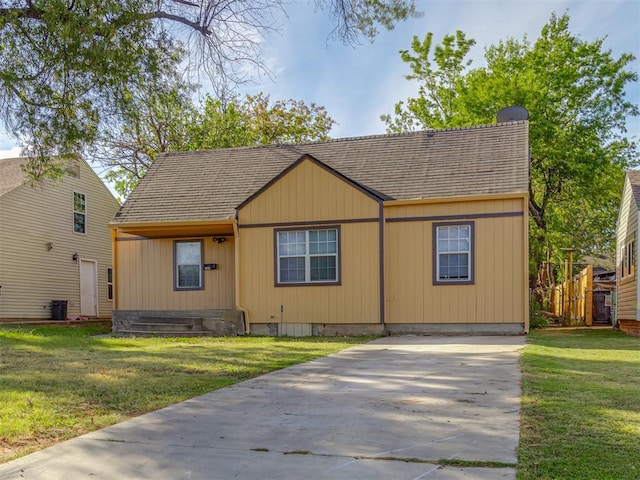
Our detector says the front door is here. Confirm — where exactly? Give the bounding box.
[80,259,98,317]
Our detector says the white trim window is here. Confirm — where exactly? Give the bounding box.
[434,222,474,285]
[276,228,339,285]
[174,240,203,290]
[73,192,86,233]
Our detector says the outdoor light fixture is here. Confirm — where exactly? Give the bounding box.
[46,242,54,251]
[213,237,226,244]
[72,253,79,263]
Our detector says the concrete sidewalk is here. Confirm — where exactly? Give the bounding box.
[0,335,524,479]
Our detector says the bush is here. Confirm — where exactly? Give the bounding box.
[529,300,550,329]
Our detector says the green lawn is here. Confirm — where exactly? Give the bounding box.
[3,325,639,476]
[519,328,640,480]
[0,325,371,463]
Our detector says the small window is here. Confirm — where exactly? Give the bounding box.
[107,267,113,300]
[276,228,340,285]
[434,222,474,285]
[174,240,203,290]
[73,192,86,233]
[622,232,636,279]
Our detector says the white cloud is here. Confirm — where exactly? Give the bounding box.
[0,146,21,159]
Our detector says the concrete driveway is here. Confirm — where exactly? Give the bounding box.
[0,335,524,479]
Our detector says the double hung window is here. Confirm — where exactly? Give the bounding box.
[174,240,203,290]
[276,228,339,285]
[434,222,474,285]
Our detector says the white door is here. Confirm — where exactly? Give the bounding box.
[80,259,98,317]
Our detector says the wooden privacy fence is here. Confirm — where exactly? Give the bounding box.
[550,265,593,326]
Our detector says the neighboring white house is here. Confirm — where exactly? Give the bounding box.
[615,170,640,336]
[0,157,120,320]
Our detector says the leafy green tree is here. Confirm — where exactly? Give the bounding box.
[381,30,476,131]
[100,92,335,198]
[188,93,334,148]
[0,0,419,181]
[382,13,639,286]
[96,79,196,198]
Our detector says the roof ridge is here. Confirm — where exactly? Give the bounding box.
[160,121,528,157]
[299,120,526,143]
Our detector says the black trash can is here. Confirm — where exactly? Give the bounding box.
[51,300,68,320]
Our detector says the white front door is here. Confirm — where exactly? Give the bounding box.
[80,259,98,317]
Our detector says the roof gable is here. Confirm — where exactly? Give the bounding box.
[627,170,640,207]
[1,156,118,205]
[237,154,386,211]
[0,158,27,197]
[112,121,529,225]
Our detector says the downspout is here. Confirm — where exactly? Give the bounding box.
[110,227,118,311]
[233,220,250,333]
[522,195,530,333]
[379,200,385,325]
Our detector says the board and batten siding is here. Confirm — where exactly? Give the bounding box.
[115,234,235,311]
[616,176,639,322]
[0,160,119,319]
[237,156,381,327]
[384,196,528,327]
[238,157,380,225]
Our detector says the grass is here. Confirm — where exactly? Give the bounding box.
[519,328,640,480]
[0,325,371,463]
[3,325,639,476]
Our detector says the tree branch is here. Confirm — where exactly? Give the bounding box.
[140,10,212,36]
[0,6,41,20]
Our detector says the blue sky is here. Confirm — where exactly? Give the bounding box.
[0,0,639,160]
[243,0,640,139]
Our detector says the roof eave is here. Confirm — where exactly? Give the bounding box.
[383,191,528,207]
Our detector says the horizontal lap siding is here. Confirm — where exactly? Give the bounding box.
[384,197,526,325]
[237,158,380,326]
[0,161,119,319]
[115,236,235,310]
[616,178,638,321]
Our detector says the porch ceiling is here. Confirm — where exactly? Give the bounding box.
[113,222,234,239]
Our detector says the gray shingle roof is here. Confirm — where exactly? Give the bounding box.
[112,121,529,224]
[0,158,27,197]
[627,170,640,207]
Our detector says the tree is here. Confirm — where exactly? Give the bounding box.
[0,0,419,181]
[95,78,196,198]
[382,13,639,287]
[99,92,335,198]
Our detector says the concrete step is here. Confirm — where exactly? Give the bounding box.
[116,330,220,338]
[138,317,207,325]
[112,310,244,337]
[129,322,196,332]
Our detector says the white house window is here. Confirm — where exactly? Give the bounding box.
[107,267,113,300]
[73,192,86,233]
[276,228,339,285]
[174,240,203,290]
[434,222,474,285]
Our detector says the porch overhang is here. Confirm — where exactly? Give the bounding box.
[109,219,236,239]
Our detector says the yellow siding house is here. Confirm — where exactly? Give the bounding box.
[0,157,120,320]
[110,121,530,336]
[615,171,640,336]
